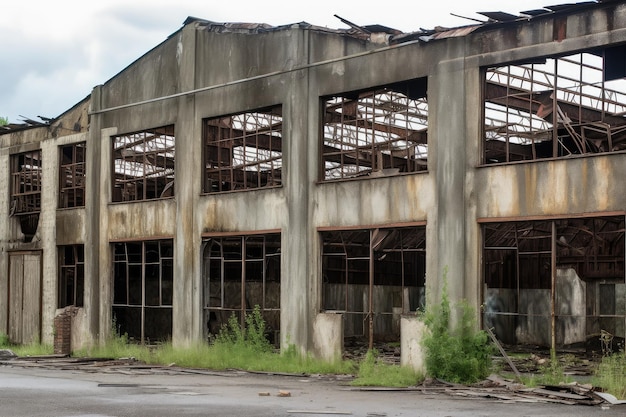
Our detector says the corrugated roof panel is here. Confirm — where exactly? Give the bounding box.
[477,11,520,22]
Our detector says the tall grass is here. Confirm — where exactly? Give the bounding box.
[0,333,53,357]
[593,351,626,399]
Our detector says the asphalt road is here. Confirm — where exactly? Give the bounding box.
[0,362,623,417]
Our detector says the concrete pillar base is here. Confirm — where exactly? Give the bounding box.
[401,315,429,374]
[313,312,343,363]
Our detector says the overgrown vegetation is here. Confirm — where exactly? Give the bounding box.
[0,333,52,356]
[75,306,355,376]
[351,349,423,387]
[421,270,493,384]
[594,350,626,399]
[0,116,8,126]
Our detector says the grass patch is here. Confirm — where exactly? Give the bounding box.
[351,350,423,387]
[593,351,626,399]
[0,333,53,357]
[73,307,356,376]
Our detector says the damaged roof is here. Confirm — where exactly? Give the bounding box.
[185,1,619,45]
[2,1,618,133]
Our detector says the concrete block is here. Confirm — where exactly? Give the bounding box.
[313,312,343,363]
[400,315,428,374]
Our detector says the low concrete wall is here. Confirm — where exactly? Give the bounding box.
[313,312,343,362]
[400,315,428,374]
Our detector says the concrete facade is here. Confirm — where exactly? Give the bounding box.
[1,3,625,354]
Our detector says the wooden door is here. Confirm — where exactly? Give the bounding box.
[8,252,41,344]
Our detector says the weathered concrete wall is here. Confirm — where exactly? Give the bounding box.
[486,269,588,347]
[3,4,626,353]
[476,156,626,219]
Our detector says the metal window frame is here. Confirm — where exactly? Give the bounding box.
[58,245,85,308]
[202,233,281,339]
[10,150,42,215]
[483,48,626,164]
[203,105,283,193]
[321,78,428,181]
[112,239,174,343]
[112,125,175,202]
[59,142,86,208]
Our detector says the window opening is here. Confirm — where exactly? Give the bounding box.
[483,216,625,353]
[112,126,175,202]
[10,150,42,215]
[203,105,283,193]
[321,226,426,352]
[202,233,281,345]
[484,48,626,164]
[58,245,85,308]
[112,240,173,343]
[59,142,86,208]
[322,78,428,180]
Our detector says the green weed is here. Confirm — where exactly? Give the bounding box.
[0,333,9,347]
[421,268,493,384]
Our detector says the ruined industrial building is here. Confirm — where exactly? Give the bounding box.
[1,1,625,361]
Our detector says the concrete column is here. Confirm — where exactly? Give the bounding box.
[430,48,468,312]
[281,29,311,353]
[39,139,58,344]
[172,23,201,347]
[85,85,103,345]
[0,148,9,334]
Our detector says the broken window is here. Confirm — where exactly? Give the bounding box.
[112,126,175,202]
[483,216,625,352]
[321,78,428,181]
[58,245,84,308]
[321,226,426,349]
[484,48,626,164]
[203,105,282,193]
[202,233,281,344]
[10,150,42,215]
[112,240,173,343]
[59,142,86,208]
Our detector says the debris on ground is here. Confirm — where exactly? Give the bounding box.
[2,355,624,407]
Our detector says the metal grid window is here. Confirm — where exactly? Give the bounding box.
[58,245,85,308]
[483,216,625,351]
[10,150,42,215]
[321,226,426,349]
[112,126,175,202]
[484,47,626,164]
[203,234,281,343]
[113,240,173,343]
[203,105,283,193]
[59,142,86,208]
[322,78,428,181]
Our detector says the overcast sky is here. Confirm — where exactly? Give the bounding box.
[1,0,553,123]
